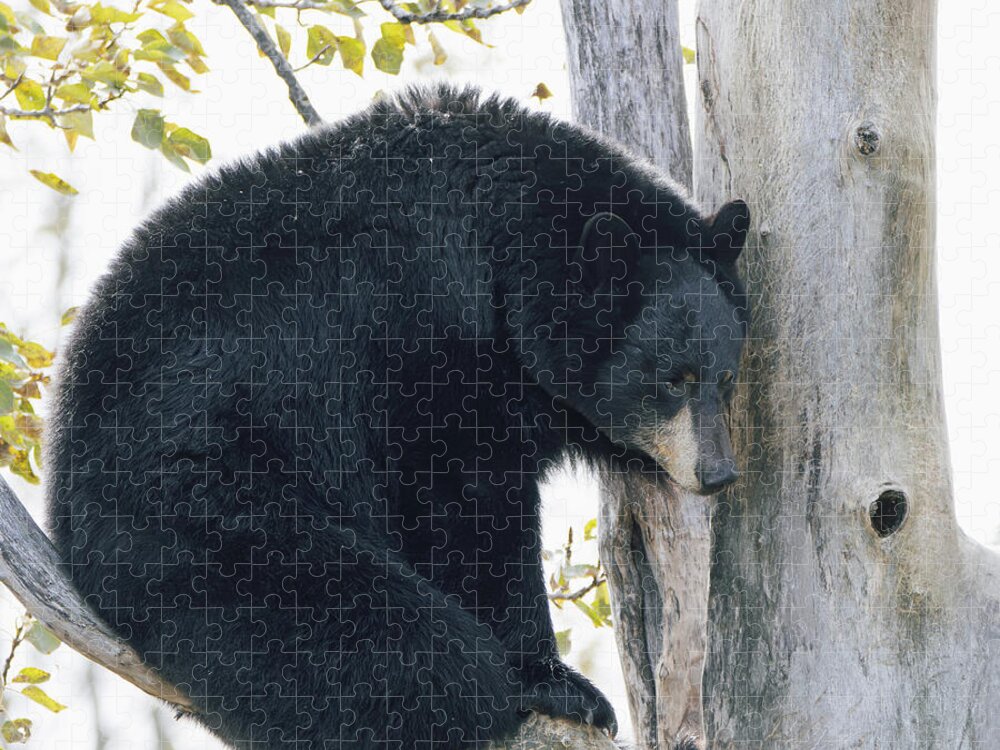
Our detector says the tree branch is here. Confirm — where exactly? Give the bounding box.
[212,0,322,126]
[0,104,91,122]
[0,474,615,747]
[377,0,531,24]
[0,475,195,713]
[247,0,330,9]
[547,577,605,602]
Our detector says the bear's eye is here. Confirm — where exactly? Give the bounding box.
[663,372,693,397]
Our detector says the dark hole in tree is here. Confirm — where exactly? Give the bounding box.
[869,490,908,537]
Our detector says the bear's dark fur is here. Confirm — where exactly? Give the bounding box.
[46,86,749,748]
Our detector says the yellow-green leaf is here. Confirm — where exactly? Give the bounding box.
[427,30,446,66]
[158,137,189,172]
[12,667,50,684]
[25,621,61,654]
[444,19,487,46]
[89,3,140,24]
[554,628,571,656]
[13,79,45,111]
[0,382,13,413]
[81,61,128,88]
[14,413,43,441]
[27,0,47,14]
[29,35,65,60]
[583,517,597,540]
[380,22,406,47]
[1,718,31,744]
[16,340,53,367]
[134,72,163,97]
[592,581,612,622]
[167,126,210,163]
[10,448,39,483]
[55,82,92,104]
[0,1,17,26]
[20,686,66,713]
[572,598,606,628]
[60,109,93,140]
[372,26,405,75]
[327,0,363,18]
[185,55,208,74]
[275,23,291,58]
[61,306,79,325]
[336,36,363,76]
[168,26,205,56]
[133,40,184,65]
[0,114,14,150]
[29,170,78,196]
[682,45,695,64]
[153,0,193,22]
[306,25,336,65]
[66,5,91,31]
[159,65,192,91]
[131,109,164,149]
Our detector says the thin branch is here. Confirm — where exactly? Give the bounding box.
[0,475,196,713]
[212,0,322,126]
[248,0,330,8]
[0,620,25,689]
[0,73,25,104]
[378,0,532,23]
[293,44,333,72]
[0,104,91,122]
[547,577,606,602]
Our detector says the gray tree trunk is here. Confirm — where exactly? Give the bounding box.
[561,2,715,748]
[564,0,1000,747]
[696,1,1000,745]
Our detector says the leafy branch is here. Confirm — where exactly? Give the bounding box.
[377,0,531,24]
[0,0,529,190]
[545,521,612,630]
[212,0,321,124]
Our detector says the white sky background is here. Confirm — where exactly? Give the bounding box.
[0,1,997,747]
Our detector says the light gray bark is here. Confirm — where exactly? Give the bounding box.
[695,1,1000,745]
[560,2,713,748]
[564,0,1000,747]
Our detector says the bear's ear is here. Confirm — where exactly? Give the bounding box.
[574,212,641,297]
[703,199,750,265]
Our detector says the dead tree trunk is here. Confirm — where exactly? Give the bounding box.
[696,1,1000,745]
[564,0,1000,747]
[561,3,714,748]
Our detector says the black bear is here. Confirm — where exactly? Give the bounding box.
[46,85,749,748]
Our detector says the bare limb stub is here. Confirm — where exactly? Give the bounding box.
[378,0,531,24]
[0,475,195,713]
[212,0,322,126]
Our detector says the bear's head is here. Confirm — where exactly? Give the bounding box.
[524,200,750,496]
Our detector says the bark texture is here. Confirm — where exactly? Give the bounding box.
[695,1,1000,745]
[561,2,713,748]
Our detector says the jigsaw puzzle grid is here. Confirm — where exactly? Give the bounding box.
[0,1,998,747]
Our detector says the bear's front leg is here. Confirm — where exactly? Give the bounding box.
[414,478,618,737]
[518,655,618,737]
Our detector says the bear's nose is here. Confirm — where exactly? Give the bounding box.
[697,463,739,495]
